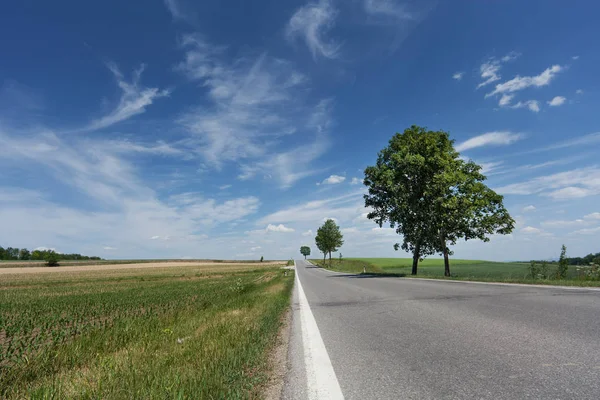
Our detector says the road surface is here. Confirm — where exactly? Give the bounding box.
[283,259,600,399]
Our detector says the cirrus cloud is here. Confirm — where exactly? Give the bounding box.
[455,131,523,152]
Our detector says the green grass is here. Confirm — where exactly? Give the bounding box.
[310,258,600,287]
[310,258,387,274]
[0,263,293,399]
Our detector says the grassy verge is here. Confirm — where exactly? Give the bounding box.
[310,258,600,287]
[309,259,396,275]
[0,264,293,399]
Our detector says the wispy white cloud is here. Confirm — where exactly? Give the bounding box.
[176,35,331,187]
[258,191,363,225]
[572,55,579,60]
[501,52,520,62]
[476,52,519,89]
[545,187,591,200]
[521,226,542,234]
[571,226,600,235]
[238,99,332,188]
[364,0,413,20]
[87,63,170,131]
[0,127,263,259]
[538,132,600,152]
[477,61,502,89]
[102,140,183,155]
[168,192,260,224]
[320,174,345,185]
[266,224,295,233]
[585,212,600,220]
[511,99,540,113]
[164,0,184,20]
[478,161,504,175]
[341,227,359,234]
[452,72,464,81]
[547,96,566,106]
[575,89,583,95]
[286,0,339,60]
[541,219,587,228]
[219,184,232,190]
[455,131,523,152]
[498,94,514,106]
[302,229,313,237]
[496,167,600,199]
[486,65,563,98]
[247,224,295,234]
[522,205,536,212]
[350,177,361,185]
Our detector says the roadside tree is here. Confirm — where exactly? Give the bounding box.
[300,246,311,259]
[364,125,514,276]
[315,219,344,266]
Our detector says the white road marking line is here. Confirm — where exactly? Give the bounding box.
[296,264,345,400]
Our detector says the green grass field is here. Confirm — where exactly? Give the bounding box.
[0,263,293,399]
[311,257,600,287]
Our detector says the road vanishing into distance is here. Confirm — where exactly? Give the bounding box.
[283,260,600,400]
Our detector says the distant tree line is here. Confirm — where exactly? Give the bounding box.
[527,251,600,266]
[564,252,600,266]
[0,246,101,261]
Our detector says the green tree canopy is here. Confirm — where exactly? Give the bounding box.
[315,219,344,265]
[300,246,311,259]
[18,248,31,260]
[364,125,514,276]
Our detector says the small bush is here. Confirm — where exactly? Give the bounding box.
[260,256,264,262]
[44,251,60,267]
[528,261,539,279]
[286,259,294,266]
[538,261,549,279]
[556,245,569,279]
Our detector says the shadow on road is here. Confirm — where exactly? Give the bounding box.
[327,272,407,278]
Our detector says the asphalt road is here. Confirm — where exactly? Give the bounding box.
[282,260,600,400]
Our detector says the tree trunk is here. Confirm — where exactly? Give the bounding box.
[440,232,450,277]
[412,243,420,275]
[323,252,326,264]
[304,255,306,260]
[329,251,332,267]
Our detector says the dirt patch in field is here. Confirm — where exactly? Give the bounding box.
[0,261,284,275]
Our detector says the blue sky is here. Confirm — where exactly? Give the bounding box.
[1,0,599,261]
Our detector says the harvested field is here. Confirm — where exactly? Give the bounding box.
[0,260,285,275]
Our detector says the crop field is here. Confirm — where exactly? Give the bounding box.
[0,262,292,399]
[0,258,273,269]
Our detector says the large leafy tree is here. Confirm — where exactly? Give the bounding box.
[300,246,311,259]
[364,126,455,275]
[315,219,344,265]
[364,125,513,276]
[429,159,514,276]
